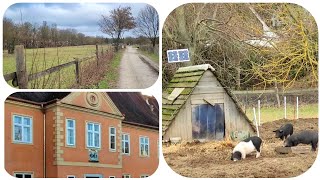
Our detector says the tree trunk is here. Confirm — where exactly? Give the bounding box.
[274,81,281,108]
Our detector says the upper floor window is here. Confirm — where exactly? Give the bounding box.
[87,122,100,148]
[122,133,130,155]
[13,115,32,144]
[109,127,116,151]
[139,136,149,157]
[66,119,76,146]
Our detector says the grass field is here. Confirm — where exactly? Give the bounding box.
[245,103,318,123]
[3,45,110,88]
[138,49,159,63]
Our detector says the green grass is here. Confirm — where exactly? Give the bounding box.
[245,103,318,123]
[97,50,124,89]
[3,45,111,88]
[138,49,159,63]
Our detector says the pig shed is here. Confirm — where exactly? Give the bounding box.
[162,64,255,142]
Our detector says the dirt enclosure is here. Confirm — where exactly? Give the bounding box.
[163,118,318,178]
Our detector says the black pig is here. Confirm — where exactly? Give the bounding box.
[284,130,318,151]
[273,123,293,140]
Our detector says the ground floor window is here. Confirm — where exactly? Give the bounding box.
[122,174,131,178]
[67,175,76,178]
[84,174,103,178]
[140,175,149,178]
[14,172,33,178]
[109,176,115,178]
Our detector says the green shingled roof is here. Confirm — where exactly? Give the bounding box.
[162,64,256,135]
[162,64,215,134]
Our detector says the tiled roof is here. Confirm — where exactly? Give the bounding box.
[108,92,159,129]
[9,92,70,103]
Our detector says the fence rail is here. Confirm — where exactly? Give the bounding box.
[233,88,318,95]
[4,45,101,88]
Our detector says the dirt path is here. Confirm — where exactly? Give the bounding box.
[118,46,158,89]
[163,118,318,178]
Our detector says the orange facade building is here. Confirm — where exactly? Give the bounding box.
[5,92,159,178]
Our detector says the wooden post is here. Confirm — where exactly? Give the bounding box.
[253,107,259,137]
[96,44,99,66]
[75,60,80,84]
[101,47,104,57]
[258,100,261,126]
[296,96,299,119]
[15,45,28,88]
[284,96,287,119]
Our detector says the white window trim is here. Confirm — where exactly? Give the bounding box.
[86,122,101,149]
[109,127,116,152]
[66,119,76,147]
[122,133,130,155]
[13,172,34,178]
[12,115,33,144]
[122,174,131,178]
[67,175,76,178]
[139,136,150,157]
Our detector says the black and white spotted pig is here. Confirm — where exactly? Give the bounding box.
[231,136,262,161]
[284,130,318,151]
[273,123,293,140]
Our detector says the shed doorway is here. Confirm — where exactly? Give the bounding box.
[192,103,225,140]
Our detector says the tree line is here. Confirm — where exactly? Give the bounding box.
[3,4,159,53]
[3,18,107,53]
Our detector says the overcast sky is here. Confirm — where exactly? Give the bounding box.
[4,3,149,37]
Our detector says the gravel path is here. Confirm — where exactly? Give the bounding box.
[118,46,158,89]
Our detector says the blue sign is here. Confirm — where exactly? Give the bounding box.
[88,149,99,162]
[167,49,190,63]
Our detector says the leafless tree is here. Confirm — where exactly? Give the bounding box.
[135,5,159,47]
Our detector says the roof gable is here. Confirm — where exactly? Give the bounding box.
[60,92,122,117]
[162,64,255,134]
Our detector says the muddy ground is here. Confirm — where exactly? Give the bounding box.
[163,118,318,178]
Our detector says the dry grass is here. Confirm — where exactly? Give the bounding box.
[163,118,318,178]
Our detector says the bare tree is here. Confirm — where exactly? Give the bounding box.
[98,6,135,51]
[135,5,159,47]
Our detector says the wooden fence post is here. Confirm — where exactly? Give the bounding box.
[253,107,259,137]
[101,47,104,57]
[296,96,299,119]
[284,96,287,119]
[96,44,99,66]
[75,60,80,84]
[258,100,261,126]
[15,45,28,88]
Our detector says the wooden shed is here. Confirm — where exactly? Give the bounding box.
[162,64,255,142]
